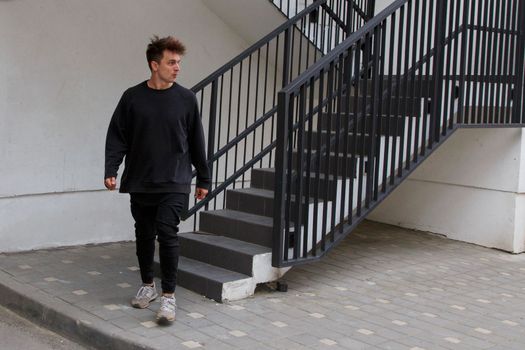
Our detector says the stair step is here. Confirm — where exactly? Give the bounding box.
[180,231,269,276]
[199,209,273,247]
[226,187,317,218]
[154,256,252,302]
[251,168,277,190]
[308,130,371,153]
[292,150,365,177]
[317,112,408,135]
[251,167,350,198]
[226,187,274,217]
[338,95,422,115]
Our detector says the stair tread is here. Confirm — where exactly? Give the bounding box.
[178,256,250,283]
[294,150,369,157]
[227,187,274,199]
[201,209,273,227]
[180,231,271,256]
[253,167,352,181]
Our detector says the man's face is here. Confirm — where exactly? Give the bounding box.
[151,50,181,83]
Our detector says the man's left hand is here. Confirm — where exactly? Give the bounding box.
[195,187,208,200]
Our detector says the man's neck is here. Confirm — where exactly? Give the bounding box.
[147,78,173,90]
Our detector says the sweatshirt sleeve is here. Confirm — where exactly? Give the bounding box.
[104,94,128,179]
[189,94,211,190]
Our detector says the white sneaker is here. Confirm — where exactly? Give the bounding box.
[157,295,176,323]
[130,283,158,309]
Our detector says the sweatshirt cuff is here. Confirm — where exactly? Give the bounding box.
[196,179,211,190]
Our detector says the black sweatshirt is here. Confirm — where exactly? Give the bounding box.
[104,81,211,193]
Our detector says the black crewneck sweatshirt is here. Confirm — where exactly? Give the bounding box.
[104,81,210,193]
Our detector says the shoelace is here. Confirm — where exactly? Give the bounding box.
[136,285,152,298]
[160,298,176,311]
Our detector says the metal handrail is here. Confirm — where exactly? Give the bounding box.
[282,0,405,94]
[185,0,374,224]
[273,0,525,267]
[191,0,326,93]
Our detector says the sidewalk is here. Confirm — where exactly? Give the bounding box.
[1,220,524,349]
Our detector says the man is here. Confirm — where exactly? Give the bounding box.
[104,36,210,324]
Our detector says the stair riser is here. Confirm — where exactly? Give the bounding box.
[177,269,223,301]
[226,189,314,219]
[318,113,407,136]
[335,96,423,116]
[251,168,349,199]
[200,212,273,248]
[153,262,223,302]
[344,76,434,98]
[308,131,371,154]
[292,152,364,177]
[251,169,276,191]
[226,190,274,217]
[179,235,254,276]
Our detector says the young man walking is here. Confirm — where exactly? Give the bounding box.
[104,36,210,323]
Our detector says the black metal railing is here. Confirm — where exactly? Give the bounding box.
[186,0,370,227]
[271,0,375,53]
[273,0,525,266]
[271,0,375,22]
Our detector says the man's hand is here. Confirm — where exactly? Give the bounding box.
[104,177,117,190]
[195,187,208,200]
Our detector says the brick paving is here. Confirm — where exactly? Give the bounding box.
[1,220,525,349]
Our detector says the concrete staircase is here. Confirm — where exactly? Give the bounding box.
[160,87,427,302]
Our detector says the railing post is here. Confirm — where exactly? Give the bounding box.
[345,0,355,36]
[430,0,447,145]
[282,28,292,88]
[366,0,376,21]
[513,0,525,123]
[457,0,470,125]
[272,91,290,267]
[205,79,218,211]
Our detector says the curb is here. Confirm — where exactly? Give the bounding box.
[0,270,153,350]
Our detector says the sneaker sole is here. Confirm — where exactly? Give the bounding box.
[156,315,176,324]
[130,294,158,309]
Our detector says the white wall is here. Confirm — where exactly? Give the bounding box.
[203,0,286,45]
[0,0,254,252]
[369,128,525,253]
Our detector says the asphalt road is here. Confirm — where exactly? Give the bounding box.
[0,305,88,350]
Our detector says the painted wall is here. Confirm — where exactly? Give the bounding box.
[0,0,254,252]
[369,128,525,253]
[203,0,286,45]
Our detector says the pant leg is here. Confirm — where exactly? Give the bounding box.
[155,193,188,294]
[130,194,158,285]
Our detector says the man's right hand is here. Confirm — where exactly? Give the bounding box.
[104,177,117,190]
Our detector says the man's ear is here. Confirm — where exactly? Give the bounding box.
[150,60,159,72]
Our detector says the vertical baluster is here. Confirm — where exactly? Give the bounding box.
[448,0,461,129]
[478,0,489,123]
[458,0,470,125]
[261,43,270,167]
[513,0,525,123]
[383,12,396,191]
[431,0,447,144]
[304,78,315,255]
[313,70,325,252]
[368,26,381,204]
[495,0,506,123]
[414,0,427,159]
[206,79,218,211]
[241,55,252,187]
[441,0,453,133]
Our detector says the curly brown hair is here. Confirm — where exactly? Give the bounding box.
[146,35,186,70]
